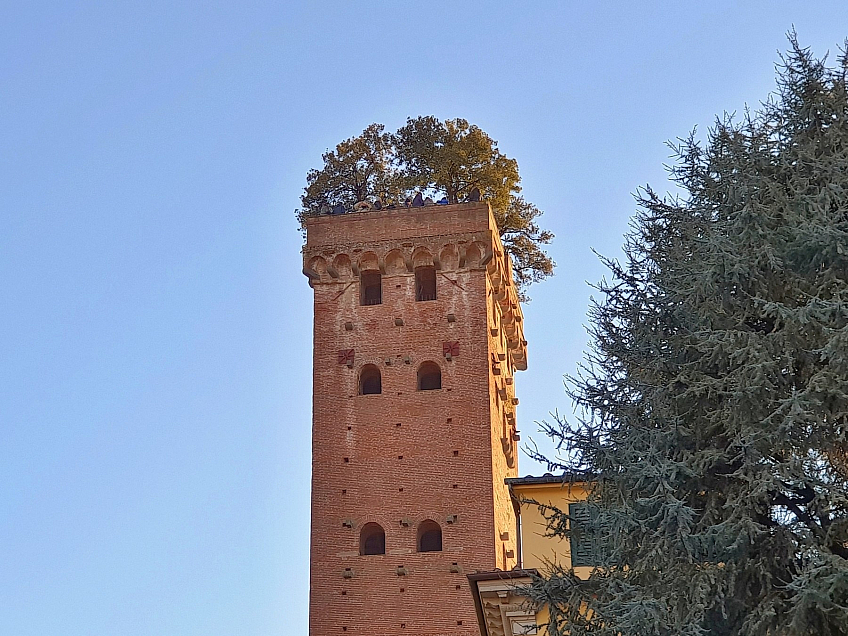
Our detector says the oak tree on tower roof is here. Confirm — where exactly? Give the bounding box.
[297,117,554,299]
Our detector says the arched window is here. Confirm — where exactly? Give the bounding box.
[417,361,441,391]
[359,365,381,395]
[360,523,386,556]
[360,270,382,305]
[415,266,437,301]
[417,520,442,552]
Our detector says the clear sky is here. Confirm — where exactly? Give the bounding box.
[2,2,846,634]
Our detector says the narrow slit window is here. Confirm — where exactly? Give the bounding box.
[360,523,386,555]
[417,520,442,552]
[415,266,436,301]
[360,270,382,305]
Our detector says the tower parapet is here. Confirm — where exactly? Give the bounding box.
[303,203,527,368]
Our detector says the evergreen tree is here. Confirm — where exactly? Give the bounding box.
[530,36,848,636]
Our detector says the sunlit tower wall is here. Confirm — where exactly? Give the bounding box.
[302,201,527,635]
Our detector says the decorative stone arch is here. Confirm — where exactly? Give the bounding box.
[306,256,328,281]
[411,246,434,270]
[358,251,380,273]
[384,249,406,276]
[439,244,459,271]
[463,241,488,268]
[332,253,353,280]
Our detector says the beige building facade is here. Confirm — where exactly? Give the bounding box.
[468,476,594,636]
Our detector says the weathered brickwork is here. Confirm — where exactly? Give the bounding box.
[303,203,526,636]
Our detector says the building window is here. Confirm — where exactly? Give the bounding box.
[568,502,607,567]
[417,520,442,552]
[359,365,382,395]
[360,523,386,555]
[417,362,441,391]
[511,620,538,635]
[415,266,436,301]
[360,270,382,305]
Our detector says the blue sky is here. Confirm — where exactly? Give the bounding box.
[2,2,846,634]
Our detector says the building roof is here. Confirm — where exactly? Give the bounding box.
[505,472,592,486]
[467,568,539,583]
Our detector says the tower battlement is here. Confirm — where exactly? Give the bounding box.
[303,202,526,635]
[303,202,526,369]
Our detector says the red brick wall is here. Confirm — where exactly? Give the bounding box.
[304,204,521,635]
[304,203,492,247]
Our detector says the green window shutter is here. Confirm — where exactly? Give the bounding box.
[568,502,595,567]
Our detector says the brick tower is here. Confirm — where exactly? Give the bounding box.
[302,202,527,635]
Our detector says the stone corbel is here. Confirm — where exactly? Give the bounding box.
[480,246,494,266]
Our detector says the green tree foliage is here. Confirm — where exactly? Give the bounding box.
[497,195,554,292]
[297,123,397,225]
[393,116,519,210]
[297,117,553,298]
[529,36,848,636]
